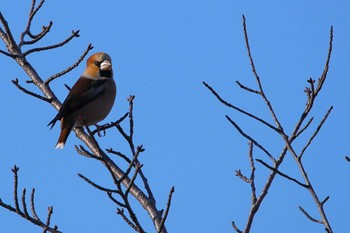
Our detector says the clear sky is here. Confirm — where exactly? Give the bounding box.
[0,1,349,232]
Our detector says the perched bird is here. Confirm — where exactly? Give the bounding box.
[48,52,116,149]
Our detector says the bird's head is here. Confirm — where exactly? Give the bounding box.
[83,52,113,80]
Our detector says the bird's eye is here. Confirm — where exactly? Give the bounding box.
[93,60,102,67]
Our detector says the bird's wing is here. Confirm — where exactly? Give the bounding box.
[48,77,106,129]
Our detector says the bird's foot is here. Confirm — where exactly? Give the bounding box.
[95,124,106,137]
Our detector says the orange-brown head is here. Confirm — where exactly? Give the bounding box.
[83,52,113,80]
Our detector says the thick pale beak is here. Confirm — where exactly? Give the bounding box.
[100,60,112,71]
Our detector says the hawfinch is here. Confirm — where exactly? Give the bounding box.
[48,52,116,149]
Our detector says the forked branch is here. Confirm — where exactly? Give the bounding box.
[204,15,334,233]
[0,166,60,233]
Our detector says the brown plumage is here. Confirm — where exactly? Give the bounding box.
[48,52,116,149]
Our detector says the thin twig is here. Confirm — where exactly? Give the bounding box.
[299,106,333,160]
[298,206,322,224]
[256,159,309,188]
[118,145,144,185]
[232,221,242,233]
[23,30,80,56]
[242,15,285,134]
[12,78,51,102]
[78,173,119,193]
[106,148,132,163]
[0,12,18,52]
[203,81,280,133]
[248,142,257,204]
[235,169,250,183]
[91,112,129,135]
[45,207,54,229]
[236,81,260,94]
[45,44,93,84]
[74,145,99,159]
[1,166,61,232]
[0,48,14,57]
[107,192,126,207]
[158,186,175,233]
[30,188,39,220]
[321,196,330,206]
[226,115,276,162]
[117,208,139,232]
[295,117,314,137]
[125,164,143,196]
[12,165,20,212]
[22,188,29,217]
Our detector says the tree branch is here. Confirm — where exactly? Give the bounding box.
[0,166,61,233]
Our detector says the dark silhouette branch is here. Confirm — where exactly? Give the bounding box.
[203,81,279,133]
[295,117,314,137]
[256,159,308,188]
[158,186,175,233]
[0,166,60,233]
[19,0,50,47]
[226,115,276,162]
[299,106,333,160]
[45,43,94,84]
[298,206,322,224]
[204,15,334,233]
[12,78,51,102]
[23,30,80,56]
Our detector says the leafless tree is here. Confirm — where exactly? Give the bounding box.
[0,1,173,232]
[204,15,334,233]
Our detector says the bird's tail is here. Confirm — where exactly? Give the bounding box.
[48,116,59,130]
[55,124,73,149]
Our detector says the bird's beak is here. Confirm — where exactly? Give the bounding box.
[100,60,112,71]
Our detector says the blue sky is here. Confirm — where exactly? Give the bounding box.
[0,1,349,232]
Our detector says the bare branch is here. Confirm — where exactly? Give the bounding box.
[125,164,143,196]
[107,192,126,207]
[158,186,175,233]
[19,0,51,47]
[23,30,80,56]
[295,117,314,137]
[78,173,119,193]
[91,112,129,135]
[12,165,20,212]
[74,145,97,158]
[30,188,39,220]
[12,78,51,102]
[117,208,139,232]
[321,196,330,206]
[20,21,53,47]
[256,159,309,188]
[0,12,18,53]
[235,169,250,183]
[232,221,242,233]
[314,26,333,96]
[22,188,29,217]
[106,148,132,163]
[299,106,333,160]
[248,142,257,204]
[236,80,260,94]
[45,44,94,84]
[0,166,61,233]
[118,145,144,185]
[0,48,14,57]
[226,115,276,162]
[243,16,285,136]
[203,81,280,133]
[298,206,322,224]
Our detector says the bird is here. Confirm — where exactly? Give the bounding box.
[48,52,116,149]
